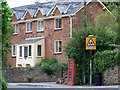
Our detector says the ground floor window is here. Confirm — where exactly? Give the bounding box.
[12,45,16,56]
[19,46,22,57]
[37,45,41,56]
[54,40,62,53]
[29,45,32,56]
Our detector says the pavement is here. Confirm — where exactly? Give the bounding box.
[8,82,119,90]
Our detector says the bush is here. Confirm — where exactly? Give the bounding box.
[40,58,58,75]
[93,50,120,75]
[0,72,7,90]
[41,63,54,75]
[2,80,7,90]
[47,58,58,65]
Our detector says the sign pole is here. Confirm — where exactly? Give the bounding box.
[90,50,92,86]
[86,35,96,86]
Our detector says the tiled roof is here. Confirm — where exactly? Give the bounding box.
[12,1,84,20]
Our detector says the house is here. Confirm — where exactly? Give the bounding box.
[7,0,109,67]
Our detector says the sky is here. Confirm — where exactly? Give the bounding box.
[6,0,46,8]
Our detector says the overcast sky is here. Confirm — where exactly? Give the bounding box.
[6,0,46,8]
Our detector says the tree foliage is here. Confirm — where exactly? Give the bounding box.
[65,10,118,84]
[103,2,120,44]
[93,50,120,75]
[1,0,13,66]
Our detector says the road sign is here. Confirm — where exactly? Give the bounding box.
[86,37,96,50]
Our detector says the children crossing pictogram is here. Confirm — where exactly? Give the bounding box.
[87,39,95,46]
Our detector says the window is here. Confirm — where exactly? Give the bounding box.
[12,45,16,56]
[38,21,44,31]
[55,19,62,29]
[37,45,41,56]
[54,40,62,53]
[28,45,32,56]
[19,46,22,57]
[24,46,28,58]
[26,22,32,32]
[13,24,18,34]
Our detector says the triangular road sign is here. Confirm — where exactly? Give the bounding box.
[87,38,95,46]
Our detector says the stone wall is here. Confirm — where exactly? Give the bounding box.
[103,65,120,85]
[3,68,60,83]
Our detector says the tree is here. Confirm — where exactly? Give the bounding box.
[65,10,117,84]
[103,2,120,44]
[1,0,13,66]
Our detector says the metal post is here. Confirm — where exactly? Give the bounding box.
[90,50,92,86]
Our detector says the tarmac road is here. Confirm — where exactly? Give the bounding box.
[7,82,119,90]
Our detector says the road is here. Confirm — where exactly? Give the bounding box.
[8,82,119,90]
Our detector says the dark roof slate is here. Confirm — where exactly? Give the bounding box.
[12,2,85,20]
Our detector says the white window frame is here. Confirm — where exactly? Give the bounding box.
[54,18,62,30]
[26,22,32,33]
[54,40,62,53]
[13,24,18,34]
[23,45,32,58]
[37,45,42,57]
[12,45,16,57]
[37,21,44,32]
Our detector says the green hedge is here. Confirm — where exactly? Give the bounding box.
[93,50,120,75]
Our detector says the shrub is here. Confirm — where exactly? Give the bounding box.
[93,50,120,75]
[0,72,7,90]
[47,58,58,65]
[41,63,54,75]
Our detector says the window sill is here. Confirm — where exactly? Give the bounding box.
[37,56,43,58]
[26,31,32,34]
[37,30,44,33]
[19,57,23,59]
[12,55,16,57]
[13,33,18,35]
[54,52,62,55]
[54,28,62,30]
[28,56,32,58]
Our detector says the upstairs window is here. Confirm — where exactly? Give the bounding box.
[55,19,62,29]
[12,45,16,56]
[54,40,62,53]
[38,21,44,31]
[26,22,32,32]
[13,24,18,34]
[37,45,41,56]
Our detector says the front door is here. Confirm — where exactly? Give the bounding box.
[24,46,28,60]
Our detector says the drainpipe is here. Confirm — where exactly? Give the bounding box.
[69,15,72,38]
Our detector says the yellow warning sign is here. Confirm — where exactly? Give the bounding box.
[86,37,96,50]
